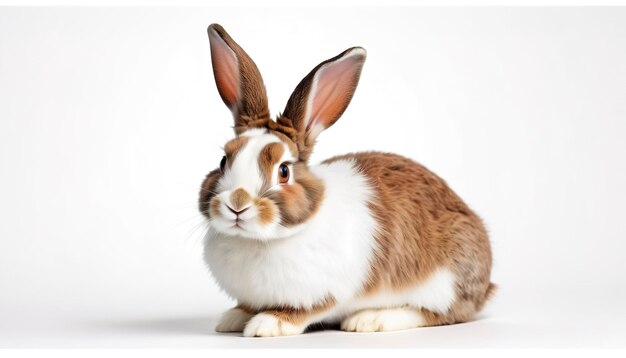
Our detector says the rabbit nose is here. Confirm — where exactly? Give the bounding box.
[227,205,250,215]
[230,187,252,211]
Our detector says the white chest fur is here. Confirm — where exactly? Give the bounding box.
[204,159,378,310]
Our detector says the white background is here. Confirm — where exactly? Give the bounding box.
[1,6,625,348]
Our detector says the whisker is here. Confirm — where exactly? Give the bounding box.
[183,219,210,245]
[191,222,212,247]
[172,212,207,229]
[198,187,220,196]
[197,225,212,246]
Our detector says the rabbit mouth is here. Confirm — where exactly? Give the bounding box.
[225,217,259,235]
[210,218,252,237]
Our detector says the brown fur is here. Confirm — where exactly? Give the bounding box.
[224,136,249,167]
[258,142,285,191]
[265,161,324,227]
[209,196,222,218]
[254,197,276,225]
[268,130,299,157]
[324,152,494,326]
[199,168,221,215]
[230,188,251,211]
[235,298,335,336]
[263,296,336,326]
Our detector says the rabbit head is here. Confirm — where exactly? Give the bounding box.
[199,24,366,240]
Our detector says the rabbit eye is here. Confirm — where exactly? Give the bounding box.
[219,156,226,173]
[278,163,290,184]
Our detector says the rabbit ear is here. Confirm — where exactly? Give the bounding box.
[280,47,366,149]
[208,24,270,132]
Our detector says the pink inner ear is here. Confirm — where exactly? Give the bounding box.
[306,51,365,132]
[209,29,240,108]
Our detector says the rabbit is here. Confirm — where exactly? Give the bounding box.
[199,23,495,337]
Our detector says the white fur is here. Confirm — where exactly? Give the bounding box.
[340,308,425,332]
[205,159,378,310]
[239,127,268,137]
[215,307,253,332]
[341,268,457,316]
[296,267,457,326]
[217,129,281,197]
[243,313,303,337]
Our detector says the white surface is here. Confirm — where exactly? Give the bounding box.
[1,7,626,348]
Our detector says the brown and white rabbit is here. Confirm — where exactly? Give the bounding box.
[199,24,495,337]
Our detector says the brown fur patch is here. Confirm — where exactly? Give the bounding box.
[324,151,494,326]
[265,162,324,227]
[268,130,298,158]
[230,188,251,211]
[258,142,285,191]
[263,296,335,326]
[209,196,222,218]
[199,168,221,217]
[223,136,249,167]
[254,197,276,225]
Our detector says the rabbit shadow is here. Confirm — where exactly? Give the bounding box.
[86,312,493,338]
[86,313,343,337]
[86,314,233,337]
